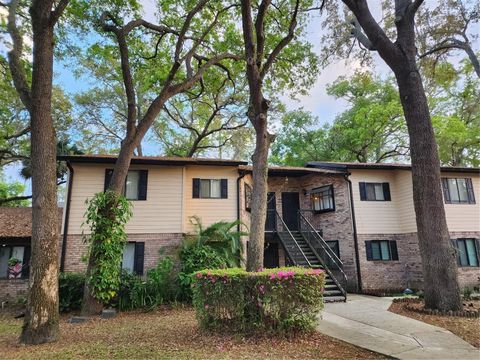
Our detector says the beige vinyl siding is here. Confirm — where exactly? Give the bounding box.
[350,168,480,234]
[67,163,183,234]
[442,173,480,232]
[183,165,239,233]
[350,170,403,234]
[395,171,417,233]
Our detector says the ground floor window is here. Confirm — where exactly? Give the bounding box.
[453,238,479,267]
[0,245,30,279]
[365,240,398,261]
[121,242,145,275]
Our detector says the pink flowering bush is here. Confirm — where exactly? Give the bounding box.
[192,267,325,334]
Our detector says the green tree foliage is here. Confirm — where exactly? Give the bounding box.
[82,191,133,304]
[0,58,74,167]
[0,178,29,207]
[430,61,480,166]
[272,67,480,167]
[272,72,408,165]
[270,110,332,166]
[326,71,408,163]
[153,69,253,158]
[413,0,479,78]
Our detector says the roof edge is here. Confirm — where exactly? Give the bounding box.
[57,155,248,167]
[306,161,480,174]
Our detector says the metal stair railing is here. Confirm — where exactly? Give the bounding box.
[298,210,348,300]
[267,209,313,268]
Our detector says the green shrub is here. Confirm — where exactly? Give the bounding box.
[463,287,473,299]
[188,216,247,267]
[178,245,227,301]
[118,257,178,311]
[82,190,133,304]
[192,267,325,335]
[59,272,85,312]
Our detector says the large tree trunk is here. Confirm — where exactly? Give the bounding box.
[81,139,137,316]
[19,5,59,344]
[343,0,462,312]
[246,120,271,271]
[395,69,461,311]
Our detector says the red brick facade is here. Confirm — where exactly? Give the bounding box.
[263,174,360,292]
[358,231,480,292]
[62,233,184,273]
[0,279,28,302]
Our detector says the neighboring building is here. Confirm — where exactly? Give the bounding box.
[4,155,474,301]
[0,207,62,301]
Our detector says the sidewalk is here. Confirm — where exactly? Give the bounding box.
[317,295,479,359]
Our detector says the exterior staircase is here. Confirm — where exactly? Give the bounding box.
[278,231,346,302]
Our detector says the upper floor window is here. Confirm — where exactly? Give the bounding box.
[104,169,148,200]
[311,185,335,213]
[245,184,252,212]
[452,238,479,267]
[442,178,475,204]
[192,178,228,199]
[359,182,391,201]
[365,240,398,261]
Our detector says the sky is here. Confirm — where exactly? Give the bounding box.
[1,0,478,196]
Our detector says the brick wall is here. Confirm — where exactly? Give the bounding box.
[358,231,480,292]
[357,233,422,292]
[267,174,359,291]
[63,233,183,273]
[451,231,480,289]
[0,279,28,302]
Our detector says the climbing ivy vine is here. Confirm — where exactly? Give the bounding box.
[82,190,132,303]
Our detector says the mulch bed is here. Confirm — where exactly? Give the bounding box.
[392,297,480,318]
[389,298,480,348]
[0,306,385,359]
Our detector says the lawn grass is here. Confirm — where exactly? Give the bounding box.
[0,306,384,359]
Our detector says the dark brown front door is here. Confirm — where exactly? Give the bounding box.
[282,192,300,230]
[265,192,276,231]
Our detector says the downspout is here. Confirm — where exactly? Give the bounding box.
[60,161,74,272]
[236,171,246,232]
[346,173,362,293]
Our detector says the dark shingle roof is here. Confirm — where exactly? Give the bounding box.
[58,154,248,166]
[0,207,63,238]
[306,161,480,174]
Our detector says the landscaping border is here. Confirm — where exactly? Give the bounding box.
[392,298,480,318]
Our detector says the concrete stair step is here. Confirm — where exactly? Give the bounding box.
[323,295,346,302]
[324,290,343,296]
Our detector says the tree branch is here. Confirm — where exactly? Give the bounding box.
[6,0,32,112]
[0,194,32,205]
[260,0,300,80]
[100,12,137,137]
[50,0,69,25]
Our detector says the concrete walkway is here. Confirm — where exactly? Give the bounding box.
[317,295,479,359]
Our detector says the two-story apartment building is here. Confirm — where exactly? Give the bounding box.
[306,162,480,293]
[1,155,478,301]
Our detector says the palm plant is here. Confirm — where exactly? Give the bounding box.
[187,216,248,267]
